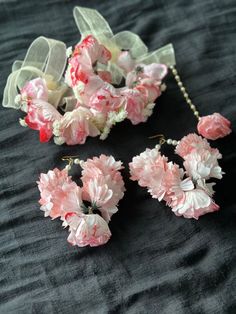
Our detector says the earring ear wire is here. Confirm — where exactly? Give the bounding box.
[61,155,81,171]
[148,133,166,145]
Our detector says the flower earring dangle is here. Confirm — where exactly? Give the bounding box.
[37,154,125,247]
[129,64,232,220]
[129,133,223,219]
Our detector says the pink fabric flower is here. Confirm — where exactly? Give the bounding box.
[81,154,124,183]
[25,99,62,142]
[183,149,223,181]
[126,63,167,87]
[122,88,149,124]
[65,213,111,247]
[77,35,111,65]
[81,155,125,221]
[21,78,48,101]
[37,169,83,219]
[66,35,111,88]
[175,133,214,158]
[129,147,168,188]
[197,113,232,140]
[130,147,193,204]
[171,189,219,219]
[88,87,124,114]
[142,63,168,81]
[67,59,91,87]
[135,79,161,103]
[54,107,100,145]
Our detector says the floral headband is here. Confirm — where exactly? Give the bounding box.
[2,6,175,145]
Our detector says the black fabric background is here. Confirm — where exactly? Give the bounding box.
[0,0,236,313]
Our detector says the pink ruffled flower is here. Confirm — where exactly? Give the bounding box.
[175,133,213,158]
[126,63,167,87]
[129,147,168,188]
[53,107,100,145]
[65,213,111,247]
[143,63,168,81]
[135,79,162,103]
[67,59,91,87]
[81,154,124,183]
[66,35,111,88]
[21,78,48,102]
[37,169,83,219]
[122,88,149,124]
[88,87,124,114]
[76,35,111,65]
[130,147,193,203]
[183,149,223,181]
[25,99,62,142]
[81,155,125,221]
[151,162,192,203]
[197,113,232,140]
[171,189,219,219]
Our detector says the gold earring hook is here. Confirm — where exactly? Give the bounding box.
[148,133,166,145]
[61,155,81,167]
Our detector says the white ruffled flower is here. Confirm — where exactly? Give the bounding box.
[183,150,223,181]
[172,189,219,219]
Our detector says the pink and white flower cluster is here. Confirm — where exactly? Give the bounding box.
[129,133,223,219]
[16,34,168,145]
[37,155,125,247]
[197,112,232,140]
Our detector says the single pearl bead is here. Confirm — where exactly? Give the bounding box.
[167,139,172,145]
[172,140,178,146]
[65,165,71,171]
[74,158,80,165]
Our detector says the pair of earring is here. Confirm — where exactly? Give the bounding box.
[37,133,226,249]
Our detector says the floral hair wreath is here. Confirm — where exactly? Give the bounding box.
[3,6,175,145]
[37,154,125,247]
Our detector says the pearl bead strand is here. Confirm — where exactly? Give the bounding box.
[154,137,179,148]
[169,66,200,120]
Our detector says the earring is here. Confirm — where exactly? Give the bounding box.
[37,154,125,247]
[129,133,223,219]
[170,66,232,140]
[129,62,231,219]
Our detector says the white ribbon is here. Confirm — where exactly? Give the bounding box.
[73,6,176,84]
[3,36,67,109]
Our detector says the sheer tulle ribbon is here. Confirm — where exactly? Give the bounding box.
[3,37,67,108]
[73,6,176,84]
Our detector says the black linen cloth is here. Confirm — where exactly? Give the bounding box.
[0,0,236,313]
